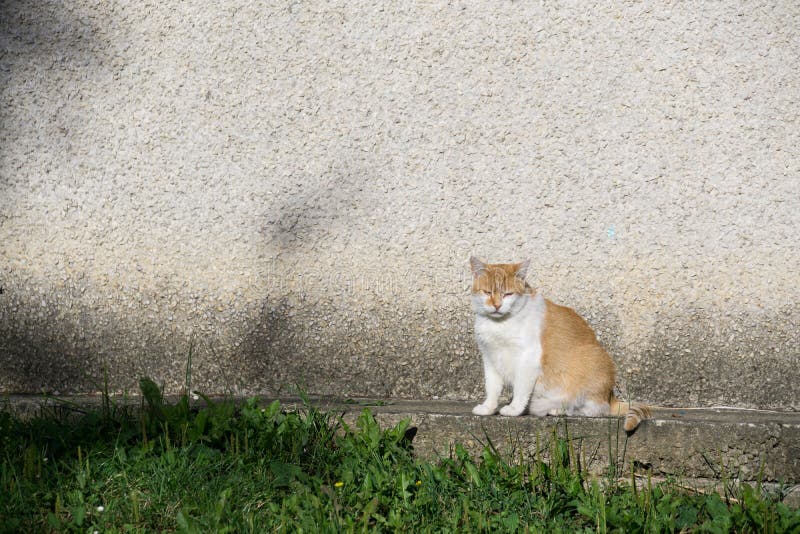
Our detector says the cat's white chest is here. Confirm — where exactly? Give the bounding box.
[475,319,526,355]
[474,293,545,383]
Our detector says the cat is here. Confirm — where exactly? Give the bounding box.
[469,256,648,432]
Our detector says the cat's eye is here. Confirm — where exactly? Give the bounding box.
[504,293,514,297]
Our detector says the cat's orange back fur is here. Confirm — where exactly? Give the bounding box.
[540,301,617,402]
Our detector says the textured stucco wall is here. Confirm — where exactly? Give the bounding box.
[1,1,798,408]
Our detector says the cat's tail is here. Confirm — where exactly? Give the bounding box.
[609,396,651,432]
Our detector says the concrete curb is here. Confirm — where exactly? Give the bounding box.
[326,400,800,485]
[4,395,798,488]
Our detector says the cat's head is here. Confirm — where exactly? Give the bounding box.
[469,256,531,319]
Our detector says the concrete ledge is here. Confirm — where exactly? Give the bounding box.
[4,395,799,486]
[313,400,800,486]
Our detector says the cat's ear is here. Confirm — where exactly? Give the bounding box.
[469,256,486,275]
[515,260,530,280]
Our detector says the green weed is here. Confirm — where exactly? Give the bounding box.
[0,381,797,532]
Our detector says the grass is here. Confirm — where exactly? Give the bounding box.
[1,379,798,533]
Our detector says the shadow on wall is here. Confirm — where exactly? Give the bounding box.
[638,306,800,410]
[0,0,103,117]
[0,306,89,394]
[0,0,101,55]
[1,269,798,408]
[0,285,180,394]
[258,162,380,253]
[0,284,123,394]
[0,1,108,392]
[230,289,800,410]
[232,295,400,399]
[235,165,389,395]
[235,297,314,398]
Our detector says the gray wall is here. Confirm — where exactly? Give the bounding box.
[1,1,798,409]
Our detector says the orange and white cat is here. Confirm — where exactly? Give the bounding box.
[469,256,647,432]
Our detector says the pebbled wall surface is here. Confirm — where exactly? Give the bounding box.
[1,1,798,409]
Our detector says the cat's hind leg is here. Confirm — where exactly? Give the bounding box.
[578,399,610,417]
[529,390,569,417]
[531,395,611,418]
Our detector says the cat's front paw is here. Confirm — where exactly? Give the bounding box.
[499,404,526,417]
[472,403,497,416]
